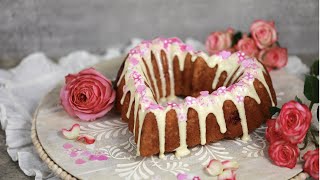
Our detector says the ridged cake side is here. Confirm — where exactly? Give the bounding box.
[115,38,276,157]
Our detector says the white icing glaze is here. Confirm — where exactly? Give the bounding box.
[117,38,275,158]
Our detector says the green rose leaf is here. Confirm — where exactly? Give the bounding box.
[231,31,242,47]
[269,106,281,116]
[310,59,319,76]
[304,75,319,103]
[295,96,302,104]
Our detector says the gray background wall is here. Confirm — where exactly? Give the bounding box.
[0,0,318,66]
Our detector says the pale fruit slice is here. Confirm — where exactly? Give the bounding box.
[204,159,223,176]
[61,124,80,140]
[218,169,236,180]
[222,160,239,171]
[77,135,95,144]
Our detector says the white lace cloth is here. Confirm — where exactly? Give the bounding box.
[0,38,310,179]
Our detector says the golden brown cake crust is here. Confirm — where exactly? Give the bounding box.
[115,38,277,157]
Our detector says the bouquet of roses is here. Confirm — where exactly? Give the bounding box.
[267,60,319,179]
[205,20,288,71]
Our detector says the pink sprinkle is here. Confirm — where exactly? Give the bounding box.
[97,155,108,161]
[136,84,146,93]
[75,158,86,165]
[89,154,108,161]
[167,102,179,108]
[217,86,227,94]
[170,37,182,43]
[177,173,188,180]
[89,155,98,160]
[200,91,209,96]
[148,103,163,110]
[180,44,194,52]
[178,113,187,122]
[81,151,91,156]
[244,72,254,81]
[63,143,73,149]
[70,151,78,157]
[129,57,139,66]
[219,50,231,59]
[237,95,244,103]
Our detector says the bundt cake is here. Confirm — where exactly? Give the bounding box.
[115,37,276,158]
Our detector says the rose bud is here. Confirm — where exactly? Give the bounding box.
[250,20,277,49]
[268,140,299,169]
[235,35,259,58]
[275,101,312,144]
[60,68,116,121]
[303,149,319,180]
[206,28,234,55]
[258,47,288,70]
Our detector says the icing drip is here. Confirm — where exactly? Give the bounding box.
[117,38,275,158]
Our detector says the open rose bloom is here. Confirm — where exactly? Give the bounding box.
[268,140,299,169]
[206,19,288,71]
[266,100,314,169]
[60,68,116,121]
[258,47,288,71]
[205,28,234,55]
[303,149,319,180]
[250,20,277,49]
[235,35,259,58]
[275,101,312,144]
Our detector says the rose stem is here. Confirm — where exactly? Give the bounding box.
[308,101,314,110]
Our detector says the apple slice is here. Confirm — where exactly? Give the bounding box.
[77,135,95,144]
[204,159,223,176]
[61,124,80,140]
[222,160,239,171]
[218,169,236,180]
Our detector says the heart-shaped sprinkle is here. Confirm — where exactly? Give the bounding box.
[63,143,73,149]
[219,50,232,60]
[81,151,92,156]
[97,155,108,161]
[70,151,78,157]
[75,158,86,165]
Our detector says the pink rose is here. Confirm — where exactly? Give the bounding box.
[60,68,116,121]
[268,140,299,169]
[250,20,277,49]
[206,28,234,55]
[303,149,319,180]
[275,101,312,144]
[235,35,259,58]
[265,119,282,143]
[258,47,288,70]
